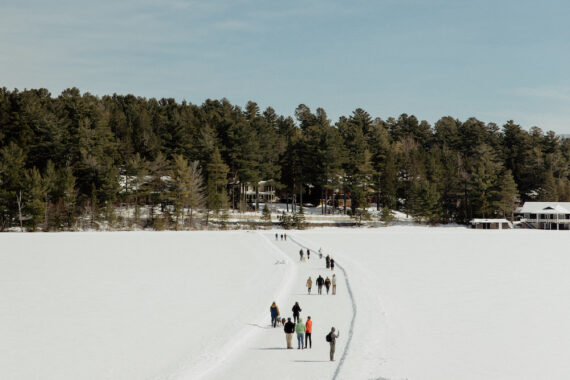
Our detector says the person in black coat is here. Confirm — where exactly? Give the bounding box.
[326,255,330,269]
[330,258,335,271]
[316,275,324,295]
[292,301,302,322]
[284,318,295,349]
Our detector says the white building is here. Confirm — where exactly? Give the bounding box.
[470,218,513,230]
[515,202,570,230]
[243,180,277,203]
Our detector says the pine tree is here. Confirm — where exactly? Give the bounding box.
[170,154,192,229]
[126,153,148,226]
[24,167,47,231]
[60,167,77,229]
[539,170,558,201]
[380,206,394,225]
[207,148,229,215]
[495,170,520,219]
[280,211,293,229]
[43,160,58,231]
[293,205,306,229]
[262,204,272,227]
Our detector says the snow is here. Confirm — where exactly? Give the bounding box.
[2,227,570,380]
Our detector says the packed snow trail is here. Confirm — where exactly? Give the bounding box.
[286,234,357,380]
[207,232,353,380]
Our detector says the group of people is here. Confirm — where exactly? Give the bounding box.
[306,274,337,295]
[268,240,341,361]
[325,254,335,270]
[270,300,340,361]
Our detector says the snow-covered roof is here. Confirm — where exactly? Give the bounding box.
[515,202,570,214]
[470,218,510,224]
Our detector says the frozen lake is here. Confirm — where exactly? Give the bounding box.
[1,227,569,379]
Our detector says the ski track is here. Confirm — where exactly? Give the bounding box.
[288,234,357,380]
[168,232,296,380]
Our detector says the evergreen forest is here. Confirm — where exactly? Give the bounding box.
[1,87,569,231]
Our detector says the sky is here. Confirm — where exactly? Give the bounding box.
[1,0,570,133]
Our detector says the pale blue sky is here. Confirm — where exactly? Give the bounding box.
[1,0,570,133]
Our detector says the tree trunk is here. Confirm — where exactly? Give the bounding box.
[256,185,259,212]
[17,190,24,232]
[44,195,49,231]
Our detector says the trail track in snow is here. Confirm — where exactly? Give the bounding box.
[288,234,357,380]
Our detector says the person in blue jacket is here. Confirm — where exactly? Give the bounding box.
[270,302,280,328]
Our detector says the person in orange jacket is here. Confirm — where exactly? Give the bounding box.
[305,316,313,349]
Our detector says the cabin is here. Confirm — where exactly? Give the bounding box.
[470,219,513,230]
[242,180,277,203]
[515,202,570,230]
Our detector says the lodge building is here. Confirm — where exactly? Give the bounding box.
[515,202,570,230]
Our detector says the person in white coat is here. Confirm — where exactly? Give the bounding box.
[332,274,337,295]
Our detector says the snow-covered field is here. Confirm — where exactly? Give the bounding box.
[1,228,569,380]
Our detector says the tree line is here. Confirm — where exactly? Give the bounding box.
[1,87,569,231]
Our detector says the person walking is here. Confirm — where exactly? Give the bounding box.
[316,275,324,295]
[326,255,330,269]
[305,316,313,349]
[330,258,335,271]
[306,276,313,294]
[292,302,302,323]
[332,274,337,295]
[307,249,310,260]
[299,249,304,262]
[275,233,278,241]
[284,233,287,241]
[270,302,280,327]
[319,247,323,259]
[284,318,295,349]
[327,327,340,361]
[324,276,331,294]
[280,234,283,240]
[295,317,306,349]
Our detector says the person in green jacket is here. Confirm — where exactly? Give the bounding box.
[296,317,306,349]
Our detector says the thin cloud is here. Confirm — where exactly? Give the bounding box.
[511,86,570,102]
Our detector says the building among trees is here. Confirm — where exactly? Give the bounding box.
[515,202,570,230]
[470,218,513,229]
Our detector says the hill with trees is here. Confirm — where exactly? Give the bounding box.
[1,87,569,230]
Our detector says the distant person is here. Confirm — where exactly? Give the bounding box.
[305,316,313,349]
[324,276,331,294]
[319,247,323,259]
[284,233,287,241]
[280,234,283,240]
[275,233,278,241]
[292,301,302,322]
[330,258,335,271]
[270,302,280,328]
[332,274,337,295]
[299,249,304,262]
[284,318,295,349]
[296,317,306,349]
[316,275,324,295]
[326,255,330,269]
[306,276,313,294]
[326,327,340,361]
[281,317,286,326]
[307,249,311,260]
